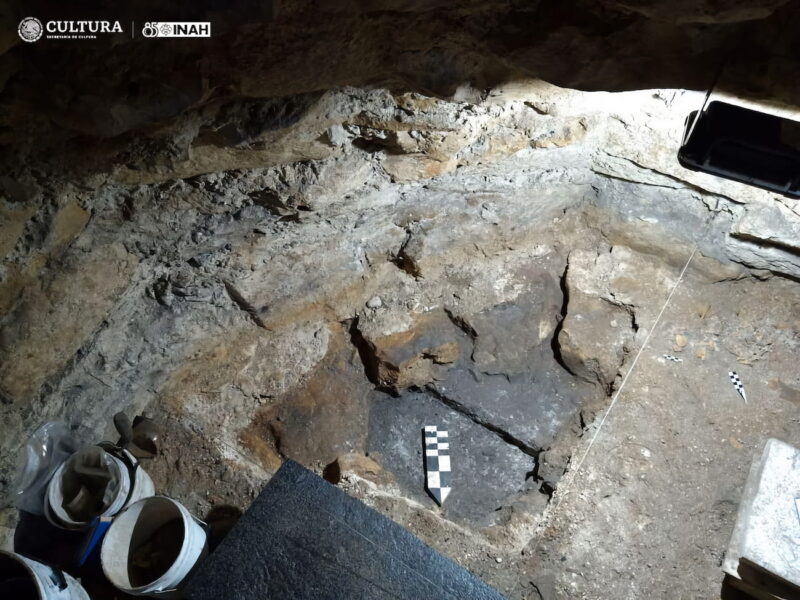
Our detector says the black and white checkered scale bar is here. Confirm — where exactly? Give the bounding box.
[728,371,747,403]
[424,425,451,506]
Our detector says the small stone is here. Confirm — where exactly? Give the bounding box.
[323,453,393,486]
[326,124,349,147]
[366,296,382,309]
[188,252,213,268]
[429,342,459,364]
[675,334,687,348]
[480,204,500,224]
[495,557,503,564]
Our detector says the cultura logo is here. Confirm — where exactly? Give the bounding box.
[17,18,123,41]
[18,17,43,42]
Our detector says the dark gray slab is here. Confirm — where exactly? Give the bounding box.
[435,289,594,454]
[184,460,506,600]
[431,345,589,453]
[469,273,561,378]
[368,389,536,524]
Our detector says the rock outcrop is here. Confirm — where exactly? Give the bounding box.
[558,245,679,390]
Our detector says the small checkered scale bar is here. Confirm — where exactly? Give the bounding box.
[424,425,451,506]
[728,370,747,403]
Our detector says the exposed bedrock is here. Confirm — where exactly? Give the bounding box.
[558,245,677,391]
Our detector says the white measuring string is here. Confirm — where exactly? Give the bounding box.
[568,241,699,478]
[528,235,704,559]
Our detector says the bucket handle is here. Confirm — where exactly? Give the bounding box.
[97,442,141,509]
[49,568,68,591]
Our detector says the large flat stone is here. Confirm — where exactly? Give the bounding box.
[724,438,800,598]
[184,460,506,600]
[732,202,800,254]
[469,274,561,376]
[727,194,800,279]
[429,287,593,455]
[429,349,590,454]
[558,295,633,389]
[368,389,537,525]
[239,329,373,469]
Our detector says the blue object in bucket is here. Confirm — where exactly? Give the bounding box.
[77,516,113,567]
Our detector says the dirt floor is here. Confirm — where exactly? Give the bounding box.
[525,272,800,599]
[135,209,800,600]
[3,203,798,600]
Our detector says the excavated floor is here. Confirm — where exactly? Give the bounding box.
[140,205,605,530]
[135,204,798,600]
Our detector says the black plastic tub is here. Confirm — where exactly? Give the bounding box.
[678,100,800,198]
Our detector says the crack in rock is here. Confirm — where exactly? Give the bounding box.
[223,279,269,330]
[391,230,422,278]
[444,307,478,339]
[593,153,741,204]
[421,384,541,459]
[549,260,576,378]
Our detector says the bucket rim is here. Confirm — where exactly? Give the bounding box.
[100,495,207,596]
[45,452,129,529]
[0,549,53,600]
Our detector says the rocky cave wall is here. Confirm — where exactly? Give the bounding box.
[1,1,800,595]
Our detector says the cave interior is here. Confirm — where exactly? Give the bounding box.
[1,1,800,599]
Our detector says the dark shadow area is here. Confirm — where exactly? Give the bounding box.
[720,575,753,600]
[13,511,84,570]
[203,504,242,552]
[2,0,799,185]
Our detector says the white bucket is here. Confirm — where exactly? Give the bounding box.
[45,448,155,530]
[0,550,90,600]
[100,496,208,598]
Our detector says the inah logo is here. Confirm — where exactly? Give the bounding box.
[18,17,43,42]
[142,22,211,38]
